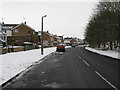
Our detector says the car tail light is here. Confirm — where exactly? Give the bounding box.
[57,46,64,49]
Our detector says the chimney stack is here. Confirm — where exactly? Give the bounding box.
[2,18,4,24]
[2,22,4,24]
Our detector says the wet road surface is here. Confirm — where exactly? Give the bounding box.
[2,46,119,89]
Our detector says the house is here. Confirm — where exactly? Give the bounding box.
[39,31,62,46]
[2,23,18,37]
[64,37,73,45]
[0,23,7,47]
[58,36,64,43]
[2,22,39,46]
[42,31,55,46]
[54,35,63,45]
[37,31,64,47]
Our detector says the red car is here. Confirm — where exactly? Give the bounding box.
[56,44,65,52]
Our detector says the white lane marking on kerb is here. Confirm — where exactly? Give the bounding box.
[95,71,118,90]
[83,60,90,66]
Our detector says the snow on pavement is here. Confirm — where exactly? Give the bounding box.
[0,47,56,85]
[0,46,71,86]
[85,47,120,59]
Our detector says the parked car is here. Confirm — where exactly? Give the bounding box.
[56,44,65,52]
[71,44,76,47]
[35,44,41,49]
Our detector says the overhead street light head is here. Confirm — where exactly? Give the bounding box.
[44,15,47,17]
[42,15,47,18]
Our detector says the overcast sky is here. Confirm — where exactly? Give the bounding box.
[1,0,99,39]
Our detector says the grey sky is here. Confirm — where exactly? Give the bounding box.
[1,0,99,39]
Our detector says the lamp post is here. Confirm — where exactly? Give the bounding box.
[41,15,47,55]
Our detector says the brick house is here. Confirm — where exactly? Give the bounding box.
[53,35,63,45]
[42,31,55,46]
[0,23,7,46]
[41,31,64,46]
[64,37,73,45]
[2,22,39,46]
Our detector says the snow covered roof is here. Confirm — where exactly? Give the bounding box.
[44,31,54,37]
[2,23,36,32]
[2,24,18,30]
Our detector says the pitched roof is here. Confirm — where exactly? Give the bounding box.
[12,23,35,31]
[44,31,54,37]
[2,24,18,30]
[2,24,18,27]
[64,37,72,40]
[2,23,36,32]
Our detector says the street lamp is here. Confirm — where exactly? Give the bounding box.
[41,15,47,55]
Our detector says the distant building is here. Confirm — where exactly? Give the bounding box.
[39,31,63,46]
[42,31,55,46]
[64,37,73,45]
[54,35,63,45]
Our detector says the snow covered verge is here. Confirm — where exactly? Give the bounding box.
[0,46,71,86]
[85,47,120,60]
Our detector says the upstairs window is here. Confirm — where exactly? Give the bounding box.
[28,31,31,34]
[14,29,19,32]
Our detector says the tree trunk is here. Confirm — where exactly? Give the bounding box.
[110,41,113,50]
[103,43,106,48]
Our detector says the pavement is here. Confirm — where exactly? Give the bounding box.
[2,46,120,89]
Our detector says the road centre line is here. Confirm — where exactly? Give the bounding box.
[95,71,118,90]
[83,60,90,66]
[78,56,82,59]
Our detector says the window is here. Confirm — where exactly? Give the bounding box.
[14,29,19,32]
[28,31,31,34]
[33,31,35,34]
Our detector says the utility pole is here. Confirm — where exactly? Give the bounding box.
[41,15,47,55]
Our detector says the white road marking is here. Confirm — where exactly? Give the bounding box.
[83,60,90,66]
[78,56,82,59]
[95,71,118,90]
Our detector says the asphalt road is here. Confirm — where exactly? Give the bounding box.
[2,46,120,89]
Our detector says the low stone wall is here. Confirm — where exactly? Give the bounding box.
[13,46,35,52]
[24,45,35,51]
[12,47,24,52]
[0,46,35,54]
[0,48,2,54]
[0,48,7,54]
